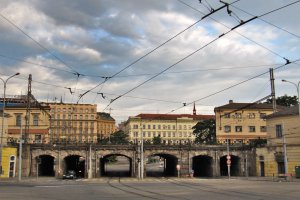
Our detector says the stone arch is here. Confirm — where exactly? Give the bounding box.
[63,154,86,178]
[192,155,213,177]
[36,154,55,177]
[100,153,132,177]
[145,153,179,177]
[220,154,240,176]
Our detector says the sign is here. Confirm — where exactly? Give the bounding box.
[226,155,231,160]
[176,164,180,170]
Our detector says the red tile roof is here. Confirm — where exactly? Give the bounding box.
[135,113,214,120]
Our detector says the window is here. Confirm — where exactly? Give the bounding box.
[168,125,171,130]
[276,124,283,138]
[74,115,77,119]
[235,126,242,132]
[63,114,66,119]
[173,125,176,130]
[153,125,156,129]
[158,125,161,129]
[85,109,89,113]
[133,124,139,129]
[35,135,42,143]
[16,115,21,126]
[33,115,39,126]
[85,115,88,120]
[249,126,256,132]
[248,113,255,119]
[91,115,94,119]
[79,115,83,119]
[260,113,267,119]
[148,125,151,129]
[224,113,230,118]
[179,125,182,130]
[57,114,60,119]
[63,108,66,112]
[148,132,151,137]
[85,122,88,127]
[260,126,267,132]
[224,126,231,133]
[233,113,242,119]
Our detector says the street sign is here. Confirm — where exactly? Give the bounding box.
[227,160,231,165]
[176,164,180,170]
[226,155,231,160]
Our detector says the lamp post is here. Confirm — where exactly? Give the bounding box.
[282,79,300,117]
[0,72,20,175]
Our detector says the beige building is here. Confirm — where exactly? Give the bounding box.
[96,112,116,140]
[215,100,278,144]
[0,111,9,146]
[47,102,97,143]
[4,96,50,144]
[256,105,300,177]
[125,113,214,145]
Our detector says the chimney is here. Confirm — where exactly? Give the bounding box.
[229,100,233,104]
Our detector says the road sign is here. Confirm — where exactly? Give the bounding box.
[226,155,231,160]
[176,164,180,170]
[227,160,231,165]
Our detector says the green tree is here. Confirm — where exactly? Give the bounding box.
[266,95,297,107]
[152,135,162,145]
[110,130,129,144]
[192,118,216,144]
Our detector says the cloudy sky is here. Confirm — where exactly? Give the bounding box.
[0,0,299,123]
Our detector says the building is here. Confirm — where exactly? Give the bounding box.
[96,112,116,140]
[0,147,17,178]
[256,105,300,177]
[47,102,97,143]
[0,110,10,146]
[3,95,51,144]
[125,113,214,145]
[214,100,279,144]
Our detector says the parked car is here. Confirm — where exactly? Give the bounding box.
[63,170,77,179]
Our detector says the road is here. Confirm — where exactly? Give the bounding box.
[1,178,299,200]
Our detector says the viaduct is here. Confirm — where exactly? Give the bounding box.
[19,144,256,178]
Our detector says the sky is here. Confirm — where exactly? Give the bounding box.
[0,0,299,124]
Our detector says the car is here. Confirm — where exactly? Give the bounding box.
[62,170,77,179]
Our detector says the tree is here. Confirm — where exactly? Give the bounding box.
[266,95,297,107]
[192,118,216,144]
[152,135,162,145]
[109,130,129,144]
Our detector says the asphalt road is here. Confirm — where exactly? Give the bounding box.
[1,178,299,200]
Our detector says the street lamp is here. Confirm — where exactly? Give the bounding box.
[0,72,20,175]
[282,79,300,117]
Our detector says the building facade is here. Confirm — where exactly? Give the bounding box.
[256,105,300,177]
[125,113,214,145]
[47,102,97,143]
[214,100,277,144]
[0,147,17,178]
[4,96,50,144]
[96,112,116,140]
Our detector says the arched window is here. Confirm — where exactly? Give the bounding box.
[9,156,16,178]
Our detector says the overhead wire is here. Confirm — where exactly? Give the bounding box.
[168,58,300,114]
[0,13,80,76]
[76,1,240,103]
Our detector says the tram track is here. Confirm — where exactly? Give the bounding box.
[107,177,164,200]
[165,178,285,200]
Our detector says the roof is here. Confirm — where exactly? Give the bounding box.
[135,113,214,121]
[97,112,115,121]
[266,105,299,119]
[214,102,284,111]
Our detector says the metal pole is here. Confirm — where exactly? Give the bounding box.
[282,123,288,175]
[0,72,20,175]
[88,144,92,179]
[140,120,144,180]
[18,119,22,181]
[245,151,248,177]
[37,157,39,180]
[227,139,231,179]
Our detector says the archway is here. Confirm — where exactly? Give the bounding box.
[100,154,131,177]
[38,155,55,176]
[64,155,85,178]
[220,155,240,176]
[146,153,178,177]
[192,155,213,177]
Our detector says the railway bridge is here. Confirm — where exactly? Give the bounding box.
[20,144,256,178]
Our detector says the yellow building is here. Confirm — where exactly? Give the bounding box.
[96,112,116,140]
[0,147,17,178]
[5,96,50,144]
[47,102,97,143]
[0,110,9,146]
[125,113,214,145]
[214,100,277,144]
[256,105,300,177]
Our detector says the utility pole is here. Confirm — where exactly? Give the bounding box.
[282,123,288,176]
[226,139,231,179]
[25,74,32,143]
[269,68,277,113]
[88,144,92,179]
[140,119,144,180]
[18,118,23,181]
